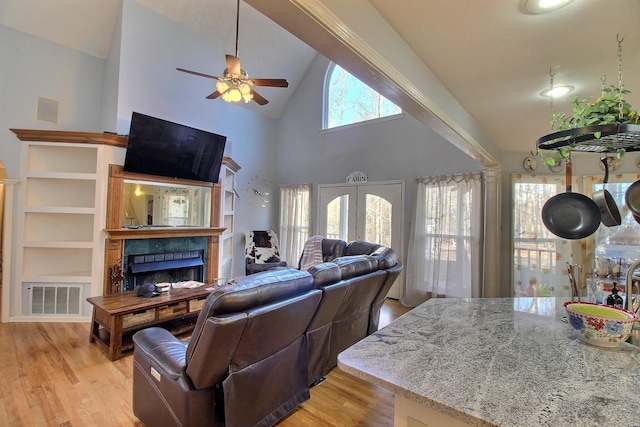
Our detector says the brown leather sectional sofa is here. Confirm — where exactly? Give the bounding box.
[132,240,402,427]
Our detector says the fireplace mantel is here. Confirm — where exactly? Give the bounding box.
[103,164,225,294]
[105,227,225,240]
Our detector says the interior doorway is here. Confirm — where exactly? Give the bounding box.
[317,181,404,299]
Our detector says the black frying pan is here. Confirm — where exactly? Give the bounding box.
[541,160,602,240]
[626,179,640,218]
[593,157,621,227]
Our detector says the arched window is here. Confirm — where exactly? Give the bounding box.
[323,63,401,129]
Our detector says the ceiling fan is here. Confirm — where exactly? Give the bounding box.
[176,0,288,105]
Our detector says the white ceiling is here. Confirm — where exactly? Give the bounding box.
[1,0,639,154]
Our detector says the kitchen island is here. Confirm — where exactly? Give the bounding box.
[338,297,640,427]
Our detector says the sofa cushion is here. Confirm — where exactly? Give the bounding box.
[321,239,347,261]
[369,246,397,270]
[308,262,341,287]
[186,268,314,371]
[345,241,397,270]
[333,255,378,280]
[200,268,313,318]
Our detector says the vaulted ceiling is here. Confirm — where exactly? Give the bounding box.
[1,0,639,155]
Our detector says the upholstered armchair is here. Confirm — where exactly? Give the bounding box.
[245,230,287,275]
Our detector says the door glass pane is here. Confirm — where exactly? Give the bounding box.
[365,194,391,246]
[327,195,348,240]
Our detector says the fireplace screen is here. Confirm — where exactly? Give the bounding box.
[125,250,204,292]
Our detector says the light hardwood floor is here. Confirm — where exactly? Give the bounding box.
[0,299,411,427]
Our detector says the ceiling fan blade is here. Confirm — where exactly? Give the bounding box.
[176,68,221,80]
[250,78,289,88]
[225,55,241,75]
[250,89,269,105]
[206,91,222,99]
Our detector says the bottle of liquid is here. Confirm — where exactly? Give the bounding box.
[607,282,624,308]
[586,276,604,304]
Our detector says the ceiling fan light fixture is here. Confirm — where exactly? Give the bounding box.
[221,88,243,103]
[525,0,574,14]
[176,0,287,105]
[540,84,575,98]
[219,81,253,103]
[216,80,230,94]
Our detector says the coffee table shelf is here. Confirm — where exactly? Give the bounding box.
[87,286,212,361]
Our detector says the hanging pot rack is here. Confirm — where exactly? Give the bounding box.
[537,34,639,155]
[536,123,640,153]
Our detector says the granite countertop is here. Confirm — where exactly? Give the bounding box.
[338,297,640,427]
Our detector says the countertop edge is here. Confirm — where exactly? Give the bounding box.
[337,356,493,427]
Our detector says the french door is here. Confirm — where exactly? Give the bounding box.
[317,181,404,298]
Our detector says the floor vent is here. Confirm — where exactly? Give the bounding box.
[30,284,82,315]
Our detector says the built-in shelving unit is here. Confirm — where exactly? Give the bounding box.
[9,129,127,321]
[22,143,97,283]
[218,157,240,280]
[5,129,237,321]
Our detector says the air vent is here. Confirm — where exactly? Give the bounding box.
[35,96,59,124]
[29,284,82,315]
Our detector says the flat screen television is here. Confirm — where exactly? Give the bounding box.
[123,112,227,183]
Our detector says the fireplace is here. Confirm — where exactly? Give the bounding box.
[118,236,210,293]
[124,250,205,292]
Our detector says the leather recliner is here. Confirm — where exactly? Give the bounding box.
[132,268,322,427]
[343,241,403,334]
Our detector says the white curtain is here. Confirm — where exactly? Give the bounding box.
[279,184,311,266]
[512,173,577,298]
[403,173,483,307]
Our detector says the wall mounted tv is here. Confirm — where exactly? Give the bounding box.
[123,112,227,183]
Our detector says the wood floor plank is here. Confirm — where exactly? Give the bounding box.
[0,298,411,426]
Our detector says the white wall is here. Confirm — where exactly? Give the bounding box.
[116,0,223,134]
[276,54,482,263]
[0,25,106,178]
[100,8,122,133]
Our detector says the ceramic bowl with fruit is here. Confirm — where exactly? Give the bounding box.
[564,301,637,348]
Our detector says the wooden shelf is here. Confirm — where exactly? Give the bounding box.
[104,227,225,240]
[11,128,128,147]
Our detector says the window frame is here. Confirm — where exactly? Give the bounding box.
[322,62,402,131]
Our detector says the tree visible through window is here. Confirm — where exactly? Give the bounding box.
[324,63,401,129]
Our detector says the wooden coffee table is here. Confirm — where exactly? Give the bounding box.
[87,286,212,361]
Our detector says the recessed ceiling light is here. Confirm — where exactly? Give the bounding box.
[526,0,574,14]
[540,85,575,98]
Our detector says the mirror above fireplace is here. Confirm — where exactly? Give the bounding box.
[123,179,212,227]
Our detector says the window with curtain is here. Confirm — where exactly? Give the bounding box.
[156,187,202,226]
[582,172,640,274]
[513,170,640,299]
[323,63,401,130]
[279,184,311,266]
[511,173,577,298]
[403,173,483,307]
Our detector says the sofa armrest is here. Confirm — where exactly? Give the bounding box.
[132,327,188,380]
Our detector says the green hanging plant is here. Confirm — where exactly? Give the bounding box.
[538,86,637,167]
[551,85,638,131]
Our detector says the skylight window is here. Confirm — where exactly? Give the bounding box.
[323,63,401,130]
